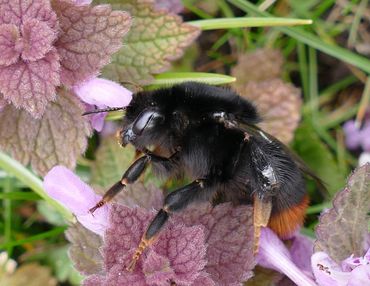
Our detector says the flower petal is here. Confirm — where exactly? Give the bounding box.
[258,228,317,286]
[290,233,315,278]
[348,264,370,286]
[74,77,132,108]
[84,104,107,132]
[44,166,109,235]
[311,252,350,286]
[343,120,362,150]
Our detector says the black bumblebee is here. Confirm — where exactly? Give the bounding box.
[87,82,323,270]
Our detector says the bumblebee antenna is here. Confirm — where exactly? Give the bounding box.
[82,107,126,116]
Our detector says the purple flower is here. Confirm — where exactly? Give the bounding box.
[73,77,132,131]
[44,166,109,235]
[343,120,370,152]
[257,227,317,286]
[311,249,370,286]
[155,0,184,14]
[0,0,131,118]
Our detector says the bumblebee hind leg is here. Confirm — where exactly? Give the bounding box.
[126,179,210,271]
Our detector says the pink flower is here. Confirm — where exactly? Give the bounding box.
[0,0,131,118]
[73,77,132,131]
[43,166,109,235]
[257,227,317,286]
[311,249,370,286]
[343,119,370,152]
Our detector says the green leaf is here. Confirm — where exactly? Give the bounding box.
[65,223,103,276]
[188,17,312,30]
[46,246,83,285]
[314,164,370,262]
[228,0,370,74]
[90,135,163,208]
[150,72,236,87]
[292,120,345,196]
[244,266,283,286]
[0,89,91,176]
[90,136,136,189]
[94,0,200,84]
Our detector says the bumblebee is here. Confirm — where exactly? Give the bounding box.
[87,82,323,270]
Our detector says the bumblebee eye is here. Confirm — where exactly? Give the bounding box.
[132,110,164,135]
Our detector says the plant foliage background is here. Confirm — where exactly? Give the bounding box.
[0,0,369,285]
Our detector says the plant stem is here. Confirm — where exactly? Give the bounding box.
[0,151,74,222]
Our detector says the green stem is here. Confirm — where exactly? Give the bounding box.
[188,17,312,30]
[0,152,74,222]
[3,178,12,255]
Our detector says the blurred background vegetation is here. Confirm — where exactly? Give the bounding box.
[1,0,369,285]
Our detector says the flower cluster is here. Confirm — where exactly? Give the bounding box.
[44,164,370,286]
[0,0,132,126]
[312,249,370,285]
[44,166,256,285]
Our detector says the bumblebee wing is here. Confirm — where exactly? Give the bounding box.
[223,118,327,194]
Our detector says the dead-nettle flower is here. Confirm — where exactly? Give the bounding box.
[257,227,317,286]
[0,0,131,119]
[73,77,132,131]
[311,249,370,286]
[44,166,256,285]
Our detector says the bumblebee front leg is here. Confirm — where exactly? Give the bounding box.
[89,151,178,214]
[126,179,207,271]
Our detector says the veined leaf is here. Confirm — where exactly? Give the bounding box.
[314,164,370,262]
[94,0,200,84]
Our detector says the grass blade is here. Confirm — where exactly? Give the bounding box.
[188,17,312,30]
[228,0,370,74]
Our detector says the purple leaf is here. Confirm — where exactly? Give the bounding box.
[154,224,207,284]
[142,251,174,286]
[86,204,212,285]
[44,166,109,235]
[178,203,256,285]
[20,18,57,61]
[52,0,131,86]
[0,23,21,66]
[315,163,370,262]
[0,0,60,117]
[0,49,60,117]
[0,89,91,176]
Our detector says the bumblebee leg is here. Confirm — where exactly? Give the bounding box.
[126,179,207,271]
[89,151,179,214]
[253,195,272,254]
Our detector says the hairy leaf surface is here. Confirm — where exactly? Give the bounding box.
[0,89,91,175]
[66,222,104,276]
[314,164,370,262]
[94,0,200,84]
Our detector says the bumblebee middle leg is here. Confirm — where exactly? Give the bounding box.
[126,179,209,271]
[89,150,179,213]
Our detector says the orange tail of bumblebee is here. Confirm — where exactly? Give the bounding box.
[268,195,309,239]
